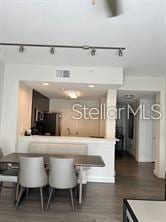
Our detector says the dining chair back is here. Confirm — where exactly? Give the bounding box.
[16,156,48,211]
[46,158,77,212]
[49,158,77,189]
[19,156,47,188]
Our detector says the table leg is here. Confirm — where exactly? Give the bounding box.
[79,166,83,207]
[123,200,127,222]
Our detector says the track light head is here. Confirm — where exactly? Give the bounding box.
[50,46,55,55]
[91,48,96,56]
[118,48,123,57]
[19,45,24,53]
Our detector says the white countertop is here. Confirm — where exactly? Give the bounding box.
[18,135,118,143]
[128,200,166,222]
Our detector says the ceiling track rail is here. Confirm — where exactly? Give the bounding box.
[0,42,125,50]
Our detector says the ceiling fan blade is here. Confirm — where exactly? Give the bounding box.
[106,0,118,17]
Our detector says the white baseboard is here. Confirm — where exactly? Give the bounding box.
[87,176,115,183]
[138,159,155,162]
[154,168,165,179]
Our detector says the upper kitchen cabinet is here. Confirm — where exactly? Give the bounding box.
[31,89,49,127]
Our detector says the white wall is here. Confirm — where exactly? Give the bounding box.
[137,98,155,162]
[99,97,106,137]
[135,101,140,161]
[0,60,4,137]
[0,64,123,154]
[17,82,32,136]
[105,89,117,138]
[49,98,100,137]
[154,93,161,177]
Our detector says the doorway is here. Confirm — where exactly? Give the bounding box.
[115,90,159,171]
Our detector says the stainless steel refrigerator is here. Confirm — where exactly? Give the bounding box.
[36,113,61,136]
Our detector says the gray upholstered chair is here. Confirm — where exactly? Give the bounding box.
[46,158,77,212]
[16,156,48,211]
[0,147,18,201]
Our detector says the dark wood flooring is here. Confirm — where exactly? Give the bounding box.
[0,156,164,222]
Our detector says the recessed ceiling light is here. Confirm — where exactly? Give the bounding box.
[88,84,95,88]
[64,90,79,99]
[42,82,49,86]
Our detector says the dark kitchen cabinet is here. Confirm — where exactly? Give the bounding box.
[31,89,49,128]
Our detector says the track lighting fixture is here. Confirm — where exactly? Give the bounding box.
[0,42,126,56]
[119,48,123,57]
[19,45,24,53]
[50,46,55,55]
[91,48,96,56]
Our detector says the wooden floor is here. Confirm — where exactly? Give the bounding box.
[0,156,165,222]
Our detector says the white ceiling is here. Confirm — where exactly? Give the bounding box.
[24,81,110,99]
[0,0,165,76]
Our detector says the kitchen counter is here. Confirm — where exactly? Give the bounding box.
[17,135,117,183]
[19,135,118,143]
